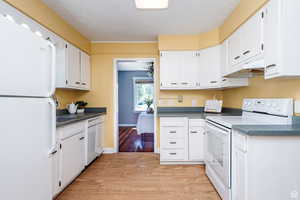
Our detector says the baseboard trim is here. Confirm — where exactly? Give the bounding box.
[103,148,116,154]
[119,124,137,127]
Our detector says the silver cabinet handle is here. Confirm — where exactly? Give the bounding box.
[169,131,176,134]
[81,83,87,85]
[51,150,58,155]
[266,64,276,69]
[171,83,177,85]
[181,82,188,85]
[222,79,227,82]
[169,153,177,155]
[243,50,251,55]
[75,82,80,85]
[79,136,85,140]
[210,81,218,84]
[169,142,177,144]
[190,131,198,134]
[234,56,240,60]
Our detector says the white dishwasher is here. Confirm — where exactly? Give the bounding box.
[86,117,104,166]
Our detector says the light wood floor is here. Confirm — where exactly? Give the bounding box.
[56,153,221,200]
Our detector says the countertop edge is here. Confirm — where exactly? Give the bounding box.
[56,112,106,128]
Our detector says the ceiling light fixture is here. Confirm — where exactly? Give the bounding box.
[135,0,169,9]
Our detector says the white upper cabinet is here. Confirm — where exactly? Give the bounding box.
[160,51,201,90]
[160,46,248,90]
[264,0,300,79]
[56,41,91,90]
[80,52,91,90]
[160,51,181,88]
[226,8,264,76]
[240,11,264,62]
[67,44,81,88]
[199,45,221,88]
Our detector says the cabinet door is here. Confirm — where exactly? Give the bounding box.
[232,147,247,200]
[188,127,205,161]
[80,51,91,90]
[160,51,181,88]
[199,46,221,88]
[60,133,85,188]
[228,29,242,68]
[220,40,230,76]
[240,10,264,62]
[180,51,200,88]
[66,44,81,88]
[264,0,281,78]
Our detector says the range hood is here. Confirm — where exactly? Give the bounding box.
[225,56,265,78]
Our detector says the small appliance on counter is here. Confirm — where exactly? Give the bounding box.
[67,102,78,114]
[204,100,223,113]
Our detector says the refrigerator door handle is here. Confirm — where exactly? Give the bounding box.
[47,41,56,97]
[48,98,57,156]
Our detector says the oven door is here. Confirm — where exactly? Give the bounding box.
[205,120,231,188]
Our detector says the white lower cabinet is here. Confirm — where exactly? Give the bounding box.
[53,117,105,197]
[232,138,247,200]
[160,117,205,163]
[60,131,85,188]
[188,119,205,161]
[231,130,300,200]
[53,121,86,197]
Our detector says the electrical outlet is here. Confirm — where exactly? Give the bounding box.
[178,95,183,103]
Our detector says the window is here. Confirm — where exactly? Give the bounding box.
[133,77,154,112]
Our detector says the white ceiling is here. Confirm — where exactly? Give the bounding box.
[42,0,240,41]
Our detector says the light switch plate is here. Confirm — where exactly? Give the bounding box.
[294,101,300,113]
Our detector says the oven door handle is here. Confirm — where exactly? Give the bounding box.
[206,121,230,136]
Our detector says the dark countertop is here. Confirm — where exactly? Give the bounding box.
[157,107,242,119]
[233,124,300,136]
[157,107,300,136]
[56,107,106,128]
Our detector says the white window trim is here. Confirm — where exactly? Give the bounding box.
[133,77,153,113]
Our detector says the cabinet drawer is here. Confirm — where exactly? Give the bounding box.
[58,121,86,140]
[161,138,185,149]
[160,149,186,161]
[160,117,187,127]
[161,126,185,138]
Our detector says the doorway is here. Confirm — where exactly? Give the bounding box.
[113,58,157,153]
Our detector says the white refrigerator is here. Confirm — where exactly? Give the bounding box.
[0,15,56,200]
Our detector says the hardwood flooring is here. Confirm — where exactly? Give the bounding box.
[119,127,154,152]
[56,153,221,200]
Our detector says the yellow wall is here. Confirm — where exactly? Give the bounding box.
[4,0,91,53]
[55,89,84,109]
[159,28,220,50]
[76,43,159,148]
[223,77,300,108]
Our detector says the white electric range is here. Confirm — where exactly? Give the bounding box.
[204,98,294,200]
